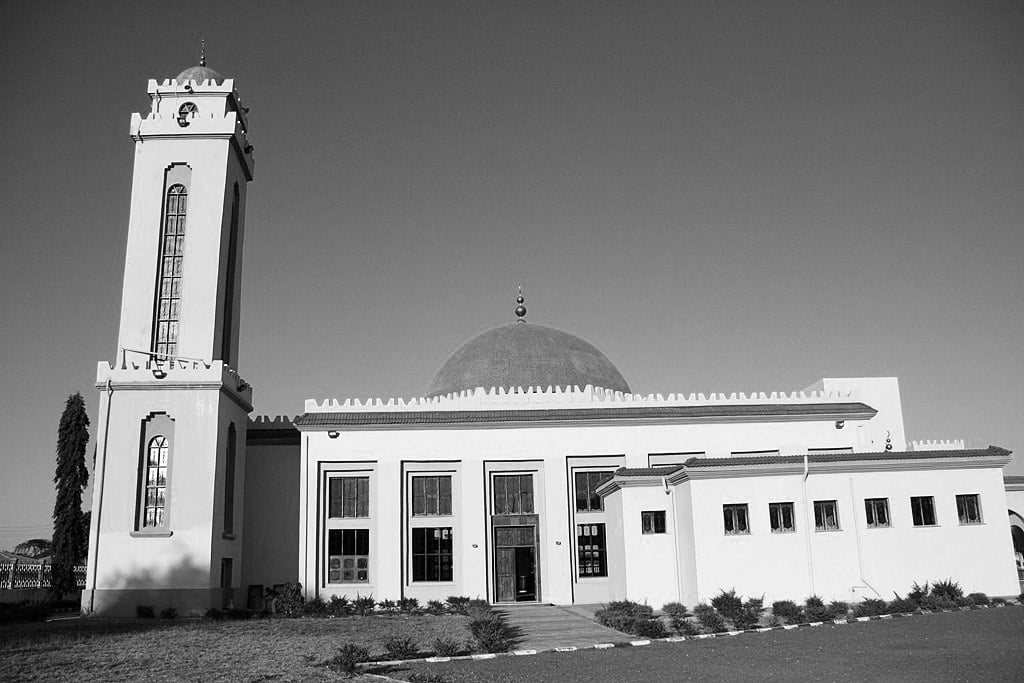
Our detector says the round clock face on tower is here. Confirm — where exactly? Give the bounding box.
[177,102,199,128]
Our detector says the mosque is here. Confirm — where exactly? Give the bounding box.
[83,63,1024,616]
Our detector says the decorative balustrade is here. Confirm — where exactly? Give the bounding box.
[0,561,87,590]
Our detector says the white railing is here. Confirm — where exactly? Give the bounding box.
[0,561,87,590]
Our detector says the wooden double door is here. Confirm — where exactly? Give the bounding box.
[494,524,538,603]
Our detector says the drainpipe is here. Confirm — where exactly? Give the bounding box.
[87,378,114,613]
[848,478,881,599]
[665,477,684,602]
[802,454,815,596]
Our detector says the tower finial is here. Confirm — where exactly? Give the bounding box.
[200,37,206,67]
[514,285,526,322]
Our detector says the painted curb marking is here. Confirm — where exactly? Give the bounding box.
[594,643,614,649]
[555,646,578,652]
[630,640,651,646]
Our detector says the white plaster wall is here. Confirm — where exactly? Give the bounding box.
[816,378,906,452]
[616,485,680,609]
[687,465,1019,604]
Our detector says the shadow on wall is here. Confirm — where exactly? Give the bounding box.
[84,554,215,618]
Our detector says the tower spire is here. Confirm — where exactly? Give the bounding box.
[514,285,527,322]
[200,37,206,67]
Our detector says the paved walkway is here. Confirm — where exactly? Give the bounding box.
[494,603,627,651]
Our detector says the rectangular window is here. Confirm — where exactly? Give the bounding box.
[813,500,840,531]
[641,510,666,534]
[412,476,452,516]
[411,527,453,581]
[327,529,369,583]
[864,498,890,528]
[575,471,613,512]
[910,496,937,526]
[956,494,982,525]
[577,523,607,577]
[769,502,795,533]
[493,474,534,515]
[723,504,749,535]
[329,477,369,518]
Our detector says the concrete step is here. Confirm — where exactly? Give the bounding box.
[494,603,627,651]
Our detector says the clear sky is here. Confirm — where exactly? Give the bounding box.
[2,1,1022,550]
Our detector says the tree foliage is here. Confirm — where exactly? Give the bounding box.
[52,392,90,597]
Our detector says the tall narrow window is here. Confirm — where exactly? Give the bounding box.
[412,527,453,581]
[223,424,236,535]
[143,436,169,528]
[220,183,239,365]
[493,474,534,515]
[577,523,607,577]
[769,502,796,533]
[153,183,187,359]
[956,494,982,525]
[911,496,937,526]
[575,471,613,512]
[723,504,750,535]
[329,477,370,518]
[864,498,890,528]
[814,500,840,531]
[412,476,452,516]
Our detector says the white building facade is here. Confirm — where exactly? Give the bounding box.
[83,65,1022,617]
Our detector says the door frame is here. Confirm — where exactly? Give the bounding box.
[491,516,541,603]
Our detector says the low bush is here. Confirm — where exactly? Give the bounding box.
[694,603,726,633]
[303,596,329,617]
[445,596,471,615]
[955,596,976,607]
[159,607,178,619]
[663,602,697,634]
[919,595,957,611]
[991,597,1007,605]
[226,608,254,620]
[771,600,802,624]
[399,597,420,614]
[967,592,990,606]
[274,582,305,617]
[1019,592,1024,602]
[596,600,666,637]
[930,579,963,601]
[352,594,376,616]
[203,607,224,620]
[328,643,371,676]
[382,635,419,660]
[733,597,765,630]
[888,597,919,614]
[425,600,447,615]
[710,589,744,622]
[852,599,888,618]
[828,601,849,619]
[803,596,831,623]
[328,595,352,617]
[467,611,517,653]
[432,636,464,657]
[377,599,399,614]
[908,581,930,604]
[136,605,156,619]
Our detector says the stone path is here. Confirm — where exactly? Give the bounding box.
[494,603,627,651]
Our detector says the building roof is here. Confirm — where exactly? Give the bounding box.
[680,446,1011,468]
[1005,475,1024,484]
[176,65,222,83]
[425,322,631,398]
[294,401,876,429]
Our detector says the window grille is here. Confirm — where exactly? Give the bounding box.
[142,436,169,528]
[411,527,453,581]
[153,184,187,358]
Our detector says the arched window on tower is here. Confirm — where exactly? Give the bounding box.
[142,436,169,528]
[153,183,187,359]
[220,183,240,365]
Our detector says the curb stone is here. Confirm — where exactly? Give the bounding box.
[358,600,1024,673]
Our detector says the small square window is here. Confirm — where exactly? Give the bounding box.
[813,500,840,531]
[723,504,749,535]
[769,502,795,533]
[641,511,666,534]
[956,494,982,525]
[864,498,891,528]
[910,496,937,526]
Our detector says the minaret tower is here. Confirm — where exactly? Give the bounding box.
[83,56,255,616]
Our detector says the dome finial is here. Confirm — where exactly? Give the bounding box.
[200,37,206,67]
[514,285,527,322]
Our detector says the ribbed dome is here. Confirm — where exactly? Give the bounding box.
[426,322,631,398]
[175,65,222,84]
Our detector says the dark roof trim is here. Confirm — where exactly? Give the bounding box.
[682,446,1010,468]
[293,402,876,430]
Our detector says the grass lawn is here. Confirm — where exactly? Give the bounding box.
[0,614,468,682]
[390,607,1024,682]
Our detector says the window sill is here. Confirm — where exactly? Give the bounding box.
[958,521,984,526]
[813,528,842,533]
[577,575,609,580]
[865,525,892,530]
[912,524,940,528]
[222,532,236,540]
[408,581,456,585]
[723,532,751,536]
[770,529,797,534]
[130,530,173,538]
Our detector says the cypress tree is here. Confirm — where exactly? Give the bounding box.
[52,392,90,598]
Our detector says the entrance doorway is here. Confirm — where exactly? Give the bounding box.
[494,525,537,602]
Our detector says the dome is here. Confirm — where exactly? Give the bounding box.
[175,65,222,84]
[426,322,631,398]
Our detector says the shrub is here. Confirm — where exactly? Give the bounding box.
[203,607,224,620]
[852,599,888,618]
[136,605,156,619]
[908,581,930,604]
[967,592,990,606]
[733,598,764,630]
[159,607,178,619]
[991,597,1007,605]
[828,601,850,619]
[329,643,371,676]
[226,608,254,620]
[596,600,665,637]
[353,594,376,616]
[1019,592,1024,602]
[888,597,918,614]
[771,600,802,624]
[382,635,419,660]
[710,589,743,622]
[930,579,963,601]
[694,603,726,633]
[377,599,399,614]
[304,596,329,617]
[274,582,305,617]
[631,617,668,638]
[604,600,654,618]
[432,636,464,657]
[663,602,697,634]
[328,595,352,617]
[446,596,471,615]
[399,597,420,614]
[919,595,957,611]
[467,611,517,653]
[425,600,447,615]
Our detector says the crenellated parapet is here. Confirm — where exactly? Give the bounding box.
[909,439,965,451]
[248,414,295,430]
[96,358,253,411]
[303,383,859,414]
